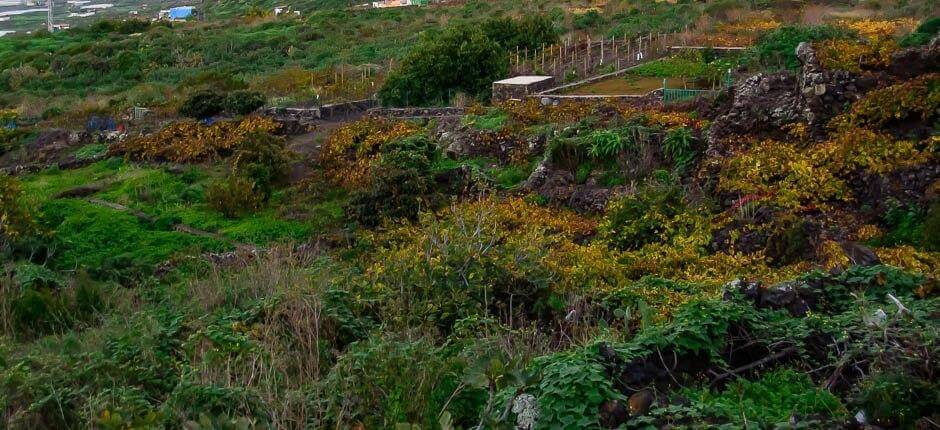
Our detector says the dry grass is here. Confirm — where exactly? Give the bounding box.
[182,247,341,428]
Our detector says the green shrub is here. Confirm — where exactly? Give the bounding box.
[480,15,557,52]
[853,371,937,427]
[380,24,508,106]
[5,265,103,338]
[179,90,226,119]
[916,16,940,34]
[347,136,443,227]
[531,350,622,428]
[318,335,478,429]
[205,176,265,218]
[662,127,698,173]
[687,369,846,426]
[230,132,290,198]
[380,16,556,106]
[573,10,604,30]
[923,201,940,251]
[224,91,266,116]
[600,179,694,251]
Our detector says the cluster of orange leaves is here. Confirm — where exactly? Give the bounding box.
[837,18,918,39]
[716,18,782,35]
[498,99,594,126]
[619,106,707,129]
[319,118,422,188]
[831,73,940,130]
[817,38,898,72]
[115,116,279,162]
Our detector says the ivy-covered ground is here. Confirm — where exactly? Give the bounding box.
[2,7,940,430]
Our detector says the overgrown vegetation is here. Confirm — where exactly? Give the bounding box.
[2,3,940,429]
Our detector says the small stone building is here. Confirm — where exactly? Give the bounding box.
[492,76,555,102]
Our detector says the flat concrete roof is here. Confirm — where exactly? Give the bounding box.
[493,75,553,85]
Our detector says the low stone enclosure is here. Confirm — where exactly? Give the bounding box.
[366,107,466,119]
[264,98,377,123]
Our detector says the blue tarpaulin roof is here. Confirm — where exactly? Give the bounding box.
[168,6,193,19]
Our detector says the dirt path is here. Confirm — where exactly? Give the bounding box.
[284,113,364,183]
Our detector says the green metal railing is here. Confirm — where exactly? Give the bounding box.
[661,70,733,104]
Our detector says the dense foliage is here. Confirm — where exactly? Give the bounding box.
[2,3,940,430]
[379,16,557,106]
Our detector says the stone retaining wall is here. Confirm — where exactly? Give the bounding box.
[367,107,466,119]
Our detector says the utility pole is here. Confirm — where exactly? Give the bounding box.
[46,0,53,32]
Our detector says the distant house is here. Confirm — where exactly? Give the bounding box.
[371,0,427,8]
[158,6,193,21]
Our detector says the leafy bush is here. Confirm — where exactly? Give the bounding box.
[573,10,604,30]
[899,16,940,46]
[230,132,291,197]
[600,179,698,251]
[319,118,423,187]
[687,369,846,426]
[224,91,266,116]
[369,197,594,329]
[179,90,227,119]
[1,174,44,252]
[480,15,557,52]
[347,136,443,227]
[531,350,621,428]
[318,335,478,429]
[853,371,936,427]
[662,127,698,173]
[115,116,279,162]
[205,176,265,218]
[5,265,103,338]
[379,24,508,106]
[832,73,940,129]
[380,16,557,106]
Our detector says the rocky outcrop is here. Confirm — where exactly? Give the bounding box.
[522,161,627,213]
[523,161,576,202]
[888,35,940,79]
[706,72,801,154]
[707,42,887,151]
[794,42,874,136]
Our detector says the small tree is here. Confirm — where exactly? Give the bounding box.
[380,24,508,106]
[225,91,266,116]
[178,90,226,119]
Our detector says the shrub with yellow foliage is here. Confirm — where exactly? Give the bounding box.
[832,74,940,130]
[1,174,44,249]
[838,18,919,40]
[817,38,898,72]
[115,116,279,162]
[715,129,934,209]
[318,118,423,188]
